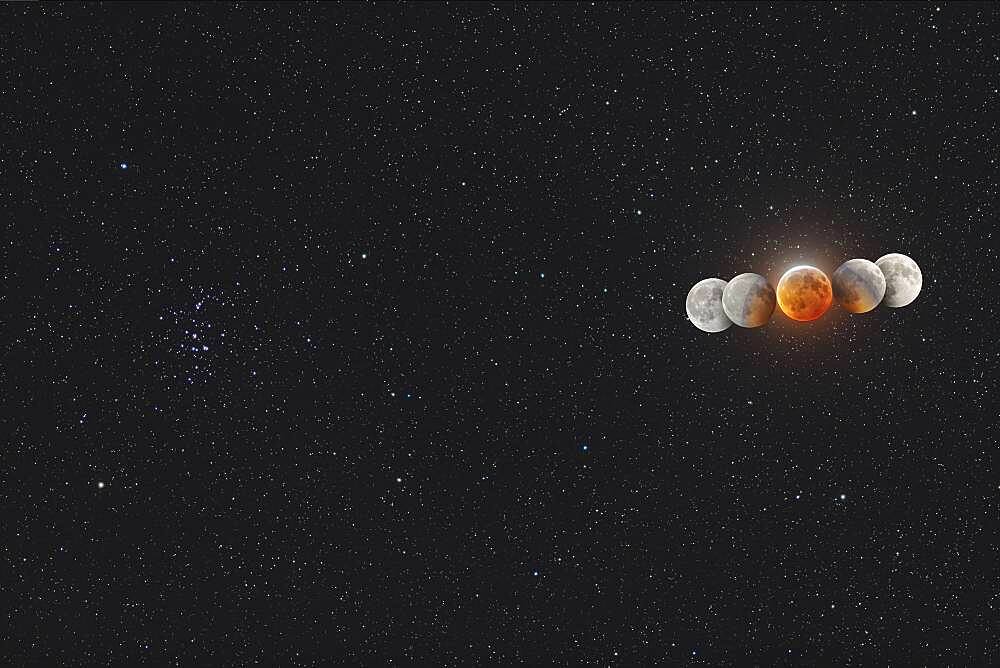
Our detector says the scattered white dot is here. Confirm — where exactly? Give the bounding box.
[119,163,127,169]
[395,477,402,483]
[839,493,846,500]
[97,481,105,489]
[911,110,917,116]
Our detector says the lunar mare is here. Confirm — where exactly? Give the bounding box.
[776,266,833,321]
[722,273,776,328]
[686,278,732,333]
[832,258,886,313]
[876,253,922,307]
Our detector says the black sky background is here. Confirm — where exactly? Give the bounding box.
[3,2,998,665]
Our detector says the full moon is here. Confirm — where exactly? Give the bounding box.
[832,258,886,313]
[776,265,833,321]
[876,253,922,307]
[685,278,732,333]
[722,273,776,328]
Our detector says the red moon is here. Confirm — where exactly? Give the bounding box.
[776,266,833,322]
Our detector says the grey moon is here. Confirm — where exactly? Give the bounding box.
[831,258,886,313]
[722,273,776,328]
[686,278,733,333]
[875,253,922,307]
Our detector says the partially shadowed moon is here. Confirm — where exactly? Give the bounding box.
[776,266,833,321]
[876,253,922,307]
[832,258,886,313]
[722,273,776,328]
[685,278,732,333]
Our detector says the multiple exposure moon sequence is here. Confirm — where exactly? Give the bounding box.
[686,253,922,333]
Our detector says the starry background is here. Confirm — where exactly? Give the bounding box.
[3,2,998,665]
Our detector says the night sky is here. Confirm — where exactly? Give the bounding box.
[5,2,999,665]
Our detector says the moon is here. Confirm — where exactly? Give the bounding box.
[832,258,886,313]
[776,265,833,321]
[876,253,922,307]
[685,278,732,333]
[722,273,776,328]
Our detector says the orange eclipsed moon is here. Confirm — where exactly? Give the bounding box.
[776,265,833,322]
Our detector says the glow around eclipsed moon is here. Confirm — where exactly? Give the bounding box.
[685,252,919,332]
